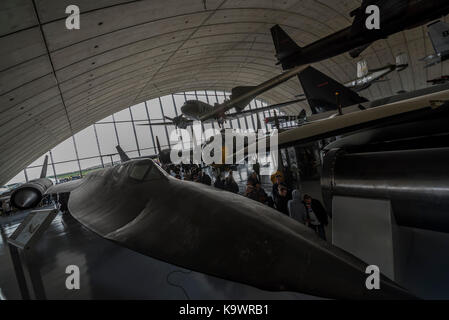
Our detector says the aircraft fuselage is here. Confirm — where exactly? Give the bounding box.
[48,158,415,299]
[281,0,449,69]
[181,100,215,120]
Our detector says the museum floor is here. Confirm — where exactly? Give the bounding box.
[0,208,318,300]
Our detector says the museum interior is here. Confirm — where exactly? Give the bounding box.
[1,0,449,301]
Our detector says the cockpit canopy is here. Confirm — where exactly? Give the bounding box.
[127,159,166,181]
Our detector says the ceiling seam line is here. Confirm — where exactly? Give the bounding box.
[31,0,74,136]
[132,0,228,103]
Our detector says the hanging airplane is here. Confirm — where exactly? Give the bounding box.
[44,150,415,299]
[428,75,449,85]
[345,54,408,92]
[142,97,304,129]
[264,64,373,127]
[270,0,449,70]
[420,20,449,67]
[138,64,310,129]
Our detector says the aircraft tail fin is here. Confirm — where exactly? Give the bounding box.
[357,59,369,78]
[270,24,301,69]
[428,20,449,55]
[116,145,130,162]
[395,53,408,71]
[40,155,48,178]
[298,66,368,114]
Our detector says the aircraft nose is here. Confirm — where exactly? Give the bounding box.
[12,188,41,209]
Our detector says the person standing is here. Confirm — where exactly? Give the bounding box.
[303,194,328,240]
[275,185,290,216]
[288,189,307,224]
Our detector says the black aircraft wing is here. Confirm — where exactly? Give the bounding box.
[298,66,368,114]
[225,98,306,119]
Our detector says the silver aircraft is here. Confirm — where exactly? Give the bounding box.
[139,65,309,129]
[345,54,408,92]
[421,20,449,68]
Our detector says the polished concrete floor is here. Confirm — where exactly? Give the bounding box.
[0,208,318,300]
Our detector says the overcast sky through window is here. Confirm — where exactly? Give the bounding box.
[5,91,293,186]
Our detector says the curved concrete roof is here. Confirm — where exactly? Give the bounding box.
[1,0,448,184]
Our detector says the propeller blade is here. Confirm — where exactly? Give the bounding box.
[164,116,174,121]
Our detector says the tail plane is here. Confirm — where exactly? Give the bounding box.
[298,66,368,114]
[40,155,49,178]
[270,25,301,70]
[116,145,130,162]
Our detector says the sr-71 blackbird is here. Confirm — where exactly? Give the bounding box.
[44,151,415,299]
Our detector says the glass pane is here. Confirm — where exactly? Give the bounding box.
[52,137,77,163]
[116,122,137,151]
[96,123,118,155]
[140,148,156,157]
[74,125,100,159]
[147,98,163,120]
[172,94,186,115]
[159,95,177,118]
[114,108,132,121]
[135,125,153,149]
[130,103,148,120]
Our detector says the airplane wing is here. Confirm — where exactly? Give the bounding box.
[199,64,309,122]
[229,87,449,161]
[278,88,449,147]
[224,98,306,119]
[45,179,85,195]
[137,116,194,129]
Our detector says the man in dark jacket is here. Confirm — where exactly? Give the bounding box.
[224,172,239,194]
[248,171,260,187]
[200,172,212,186]
[303,194,328,240]
[275,185,290,216]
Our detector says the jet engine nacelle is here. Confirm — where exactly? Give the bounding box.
[10,178,53,209]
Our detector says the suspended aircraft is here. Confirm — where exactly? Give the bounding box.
[420,20,449,67]
[271,0,449,70]
[138,64,310,129]
[428,75,449,85]
[345,54,408,92]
